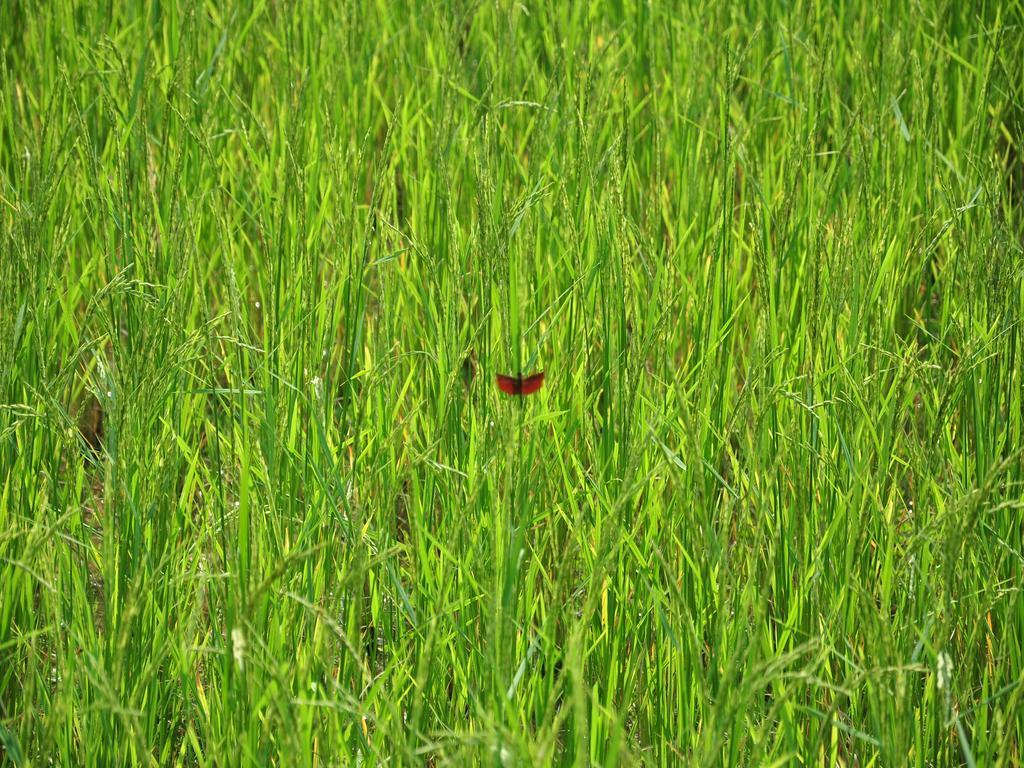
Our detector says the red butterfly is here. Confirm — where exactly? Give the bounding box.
[495,371,545,396]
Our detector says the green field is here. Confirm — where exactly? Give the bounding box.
[2,1,1023,765]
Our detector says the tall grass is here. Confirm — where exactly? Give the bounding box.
[2,1,1022,765]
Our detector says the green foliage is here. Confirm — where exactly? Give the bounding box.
[2,1,1022,765]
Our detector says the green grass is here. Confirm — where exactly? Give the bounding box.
[2,1,1023,765]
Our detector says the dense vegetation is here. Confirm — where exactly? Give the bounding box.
[2,1,1023,765]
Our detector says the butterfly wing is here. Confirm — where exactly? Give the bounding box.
[518,371,545,395]
[495,373,520,395]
